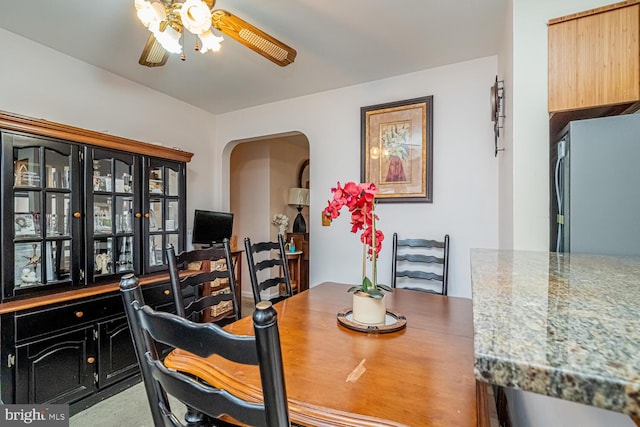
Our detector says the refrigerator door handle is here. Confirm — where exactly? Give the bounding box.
[555,139,567,252]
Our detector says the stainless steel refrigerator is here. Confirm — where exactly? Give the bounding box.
[552,114,640,256]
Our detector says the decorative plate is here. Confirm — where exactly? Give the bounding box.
[337,308,407,334]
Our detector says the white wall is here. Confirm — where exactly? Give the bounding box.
[498,0,514,250]
[230,142,270,296]
[0,28,217,225]
[266,137,310,241]
[215,56,499,298]
[506,1,636,426]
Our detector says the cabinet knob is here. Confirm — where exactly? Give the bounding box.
[75,311,83,318]
[163,290,170,295]
[73,212,81,218]
[144,213,150,218]
[87,357,95,364]
[135,212,142,218]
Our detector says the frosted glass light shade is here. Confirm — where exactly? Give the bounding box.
[199,30,224,53]
[135,0,166,29]
[153,23,182,54]
[180,0,212,34]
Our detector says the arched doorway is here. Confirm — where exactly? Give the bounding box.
[229,132,310,299]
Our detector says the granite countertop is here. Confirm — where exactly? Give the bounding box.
[471,249,640,417]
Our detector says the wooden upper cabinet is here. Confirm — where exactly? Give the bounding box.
[548,1,640,113]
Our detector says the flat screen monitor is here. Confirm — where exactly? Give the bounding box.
[191,209,234,246]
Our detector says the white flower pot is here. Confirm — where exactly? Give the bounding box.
[352,292,386,326]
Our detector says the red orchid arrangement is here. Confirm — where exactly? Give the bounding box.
[323,181,392,298]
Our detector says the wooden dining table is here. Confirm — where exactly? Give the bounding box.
[164,282,489,427]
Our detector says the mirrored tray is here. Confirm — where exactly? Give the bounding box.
[337,308,407,334]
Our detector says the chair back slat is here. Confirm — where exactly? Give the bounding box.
[167,239,240,323]
[120,274,289,427]
[245,235,293,305]
[395,270,443,282]
[396,254,444,264]
[259,277,287,292]
[256,258,283,271]
[391,233,450,296]
[397,238,445,249]
[179,269,231,288]
[183,293,235,322]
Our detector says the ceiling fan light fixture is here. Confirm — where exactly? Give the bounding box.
[153,22,182,54]
[180,0,212,34]
[135,1,295,67]
[135,0,166,29]
[199,30,223,53]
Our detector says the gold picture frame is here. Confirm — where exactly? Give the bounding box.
[361,96,433,203]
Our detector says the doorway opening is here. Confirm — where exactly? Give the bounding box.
[229,132,310,298]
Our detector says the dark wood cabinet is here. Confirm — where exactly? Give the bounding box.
[97,316,138,389]
[4,279,177,414]
[15,327,94,405]
[0,110,193,413]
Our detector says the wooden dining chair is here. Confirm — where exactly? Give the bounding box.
[166,239,240,325]
[120,273,290,427]
[244,234,293,305]
[391,233,450,296]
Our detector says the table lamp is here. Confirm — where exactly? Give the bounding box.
[288,187,310,233]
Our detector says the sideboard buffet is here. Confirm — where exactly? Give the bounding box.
[0,111,193,414]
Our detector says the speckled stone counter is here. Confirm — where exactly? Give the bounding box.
[471,249,640,417]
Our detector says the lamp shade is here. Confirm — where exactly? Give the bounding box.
[288,188,309,206]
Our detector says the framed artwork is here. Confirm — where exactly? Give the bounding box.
[15,213,37,236]
[361,96,433,203]
[14,159,40,186]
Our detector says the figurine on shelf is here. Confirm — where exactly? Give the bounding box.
[95,253,112,274]
[20,268,37,285]
[22,243,41,269]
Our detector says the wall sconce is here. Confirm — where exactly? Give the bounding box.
[288,187,309,233]
[491,75,505,157]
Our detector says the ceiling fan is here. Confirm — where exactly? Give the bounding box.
[134,0,297,67]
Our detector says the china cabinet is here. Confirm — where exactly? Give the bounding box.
[0,110,192,413]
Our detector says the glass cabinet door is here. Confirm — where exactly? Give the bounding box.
[2,132,80,298]
[85,148,140,282]
[144,158,184,273]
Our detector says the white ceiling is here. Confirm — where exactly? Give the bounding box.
[0,0,507,115]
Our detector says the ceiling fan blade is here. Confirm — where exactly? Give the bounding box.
[211,10,296,67]
[139,33,169,67]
